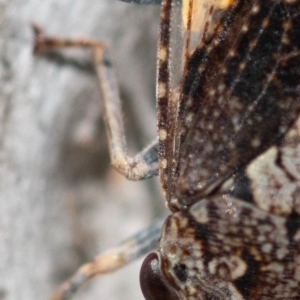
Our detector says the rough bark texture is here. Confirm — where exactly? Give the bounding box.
[0,1,165,299]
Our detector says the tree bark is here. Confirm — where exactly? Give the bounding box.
[0,1,164,299]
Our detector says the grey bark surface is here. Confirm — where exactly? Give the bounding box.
[0,1,165,299]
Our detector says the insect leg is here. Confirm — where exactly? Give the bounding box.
[93,48,159,180]
[32,24,107,54]
[49,218,164,300]
[33,24,158,181]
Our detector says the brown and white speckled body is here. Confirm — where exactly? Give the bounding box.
[140,0,300,299]
[161,196,300,299]
[156,117,300,299]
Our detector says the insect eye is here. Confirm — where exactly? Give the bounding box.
[140,252,180,300]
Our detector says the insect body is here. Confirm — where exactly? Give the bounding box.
[146,118,300,299]
[142,0,300,298]
[35,0,300,299]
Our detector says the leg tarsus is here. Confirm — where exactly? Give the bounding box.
[131,140,158,179]
[110,139,158,180]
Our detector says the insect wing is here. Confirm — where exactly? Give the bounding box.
[157,0,224,203]
[172,0,300,206]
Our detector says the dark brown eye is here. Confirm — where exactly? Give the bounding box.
[140,252,180,300]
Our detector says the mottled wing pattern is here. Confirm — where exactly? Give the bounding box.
[168,0,300,207]
[247,116,300,217]
[132,0,300,299]
[157,0,227,206]
[145,0,300,299]
[158,117,300,299]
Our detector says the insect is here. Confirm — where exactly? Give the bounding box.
[33,0,300,299]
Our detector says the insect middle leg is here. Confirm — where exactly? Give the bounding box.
[33,24,159,181]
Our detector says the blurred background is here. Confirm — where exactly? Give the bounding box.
[0,1,166,299]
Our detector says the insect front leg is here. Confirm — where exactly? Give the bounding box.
[33,24,159,181]
[49,219,164,300]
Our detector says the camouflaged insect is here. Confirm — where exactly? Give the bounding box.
[140,0,300,299]
[35,0,300,299]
